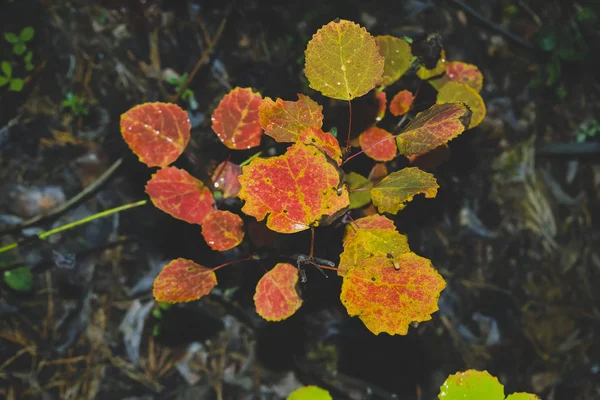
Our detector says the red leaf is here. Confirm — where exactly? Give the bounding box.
[211,87,263,149]
[359,127,397,162]
[153,258,217,303]
[211,160,242,198]
[121,102,191,167]
[259,94,323,142]
[389,90,414,117]
[238,143,349,233]
[201,210,245,251]
[254,263,302,321]
[299,127,342,165]
[146,166,215,225]
[343,214,396,244]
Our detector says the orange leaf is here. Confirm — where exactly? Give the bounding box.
[374,35,413,86]
[389,90,415,117]
[368,163,388,185]
[211,87,263,149]
[437,82,486,128]
[211,160,242,198]
[254,263,302,321]
[305,19,384,100]
[153,258,217,303]
[339,215,410,275]
[375,91,386,122]
[238,143,349,233]
[258,94,323,142]
[359,127,397,161]
[429,61,483,92]
[396,102,471,156]
[371,167,439,214]
[340,252,446,335]
[299,127,342,165]
[201,210,245,251]
[121,102,191,167]
[146,166,215,225]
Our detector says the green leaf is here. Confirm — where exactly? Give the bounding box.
[19,27,35,42]
[0,76,9,87]
[345,172,372,209]
[4,32,18,44]
[25,63,34,71]
[3,266,33,292]
[1,61,12,78]
[505,394,540,400]
[24,51,33,62]
[371,167,439,214]
[14,42,27,56]
[287,386,332,400]
[439,370,505,400]
[9,78,24,92]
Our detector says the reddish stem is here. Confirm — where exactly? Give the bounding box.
[211,255,255,272]
[309,227,315,259]
[341,133,399,166]
[312,264,338,272]
[348,187,372,193]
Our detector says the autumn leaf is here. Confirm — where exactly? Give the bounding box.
[259,94,323,142]
[437,81,486,128]
[344,172,372,209]
[299,127,342,165]
[238,143,349,233]
[396,102,471,156]
[211,160,242,198]
[287,386,332,400]
[375,35,413,86]
[153,258,217,303]
[211,87,263,149]
[368,163,388,185]
[416,50,446,80]
[146,166,215,225]
[304,19,384,100]
[121,102,191,167]
[340,252,446,335]
[339,215,410,275]
[439,370,505,400]
[430,61,483,92]
[371,167,439,214]
[375,91,386,122]
[254,263,302,321]
[389,89,414,117]
[359,127,397,161]
[201,210,245,251]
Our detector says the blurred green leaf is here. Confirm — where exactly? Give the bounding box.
[24,51,33,62]
[1,61,12,77]
[10,78,24,92]
[4,32,18,44]
[4,266,33,291]
[14,42,27,56]
[19,26,35,42]
[0,76,9,87]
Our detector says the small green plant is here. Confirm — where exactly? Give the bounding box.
[165,72,198,110]
[0,61,24,92]
[4,26,35,56]
[61,92,89,117]
[575,119,600,143]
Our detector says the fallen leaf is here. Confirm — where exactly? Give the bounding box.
[153,258,217,303]
[254,263,302,321]
[340,252,446,335]
[121,102,190,167]
[211,87,263,149]
[396,102,471,156]
[238,143,349,233]
[201,210,245,251]
[146,166,215,225]
[371,167,439,214]
[305,19,384,100]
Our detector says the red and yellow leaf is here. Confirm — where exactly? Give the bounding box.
[389,90,415,117]
[259,94,323,142]
[375,91,386,122]
[211,160,242,198]
[430,61,483,92]
[359,127,397,162]
[339,215,410,275]
[375,35,413,87]
[299,127,342,165]
[437,82,486,128]
[371,167,439,214]
[238,143,349,233]
[344,172,372,209]
[395,102,471,156]
[254,263,302,321]
[201,210,245,251]
[211,87,263,149]
[153,258,217,303]
[145,166,215,225]
[304,19,384,100]
[340,252,446,335]
[121,102,191,167]
[368,163,388,185]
